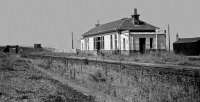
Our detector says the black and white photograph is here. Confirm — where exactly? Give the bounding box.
[0,0,200,102]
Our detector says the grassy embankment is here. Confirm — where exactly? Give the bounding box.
[32,52,200,102]
[0,53,95,102]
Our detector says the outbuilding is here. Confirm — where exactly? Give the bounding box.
[173,37,200,56]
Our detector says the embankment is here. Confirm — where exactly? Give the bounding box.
[28,55,200,102]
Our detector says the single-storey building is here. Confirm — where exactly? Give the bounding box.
[173,37,200,56]
[81,8,166,54]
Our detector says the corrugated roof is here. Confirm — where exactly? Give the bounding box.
[82,18,158,37]
[174,37,200,44]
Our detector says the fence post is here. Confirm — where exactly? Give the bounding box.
[47,57,52,69]
[120,60,122,84]
[66,58,69,71]
[80,60,82,73]
[74,66,76,80]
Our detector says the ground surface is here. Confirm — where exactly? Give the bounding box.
[0,54,94,102]
[29,53,200,102]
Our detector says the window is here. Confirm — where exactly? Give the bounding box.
[100,36,104,49]
[123,38,126,50]
[150,38,153,49]
[94,36,104,50]
[115,34,117,49]
[110,35,113,50]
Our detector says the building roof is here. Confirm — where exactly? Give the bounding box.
[174,37,200,44]
[82,18,158,37]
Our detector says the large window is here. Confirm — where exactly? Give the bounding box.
[94,36,104,50]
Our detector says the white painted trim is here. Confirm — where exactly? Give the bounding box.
[155,33,158,49]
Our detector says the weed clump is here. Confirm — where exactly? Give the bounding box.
[88,70,106,82]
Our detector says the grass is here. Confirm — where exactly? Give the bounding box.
[33,55,200,102]
[0,54,95,102]
[29,51,200,102]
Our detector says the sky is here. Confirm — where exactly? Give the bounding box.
[0,0,200,50]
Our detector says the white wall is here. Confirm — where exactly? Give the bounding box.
[130,33,166,51]
[81,31,166,51]
[120,32,129,50]
[81,39,85,50]
[104,34,110,50]
[157,34,166,50]
[131,33,157,51]
[88,37,94,50]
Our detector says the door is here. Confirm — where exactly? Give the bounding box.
[139,38,146,53]
[96,37,101,50]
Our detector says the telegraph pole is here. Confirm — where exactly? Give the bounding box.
[168,24,171,52]
[72,32,74,49]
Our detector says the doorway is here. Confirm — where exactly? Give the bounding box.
[96,37,101,50]
[139,38,146,53]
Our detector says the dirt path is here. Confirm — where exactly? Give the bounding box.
[28,59,126,102]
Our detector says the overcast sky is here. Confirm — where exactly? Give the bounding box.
[0,0,199,50]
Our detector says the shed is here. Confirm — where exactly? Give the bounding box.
[173,37,200,56]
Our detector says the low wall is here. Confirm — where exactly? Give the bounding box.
[29,55,200,102]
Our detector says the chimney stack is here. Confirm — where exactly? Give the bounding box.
[132,8,140,24]
[95,24,100,27]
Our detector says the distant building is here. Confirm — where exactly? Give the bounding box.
[3,45,19,53]
[34,44,42,49]
[81,8,166,54]
[173,36,200,56]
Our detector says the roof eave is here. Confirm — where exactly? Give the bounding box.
[82,30,119,38]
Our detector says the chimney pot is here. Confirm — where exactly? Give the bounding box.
[134,8,137,15]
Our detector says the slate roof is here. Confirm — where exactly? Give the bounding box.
[174,37,200,44]
[82,18,158,37]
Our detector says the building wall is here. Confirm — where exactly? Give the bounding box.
[81,39,85,50]
[173,41,200,56]
[81,32,119,51]
[120,31,129,50]
[157,34,166,50]
[104,34,110,50]
[81,32,166,52]
[130,33,166,51]
[130,34,156,51]
[88,37,94,50]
